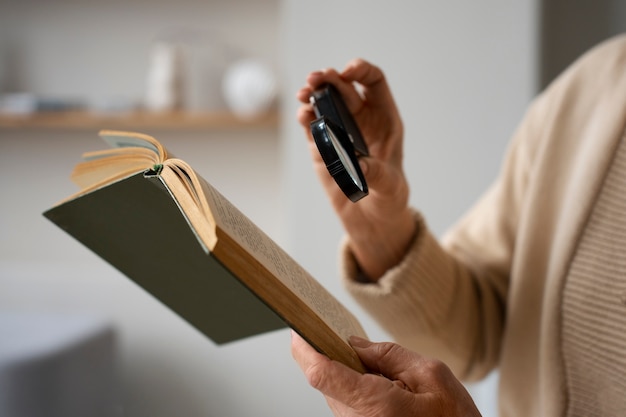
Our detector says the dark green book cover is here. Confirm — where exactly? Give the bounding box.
[43,171,286,344]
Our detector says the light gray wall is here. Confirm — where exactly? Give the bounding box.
[0,2,306,417]
[0,0,280,111]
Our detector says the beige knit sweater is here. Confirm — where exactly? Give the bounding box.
[341,35,626,416]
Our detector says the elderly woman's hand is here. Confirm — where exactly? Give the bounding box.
[291,332,482,417]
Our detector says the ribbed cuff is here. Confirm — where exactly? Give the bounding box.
[338,211,476,376]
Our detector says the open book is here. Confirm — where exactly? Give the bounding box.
[44,130,367,373]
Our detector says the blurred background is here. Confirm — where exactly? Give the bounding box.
[1,0,624,416]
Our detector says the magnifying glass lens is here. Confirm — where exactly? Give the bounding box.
[311,116,368,202]
[326,125,364,191]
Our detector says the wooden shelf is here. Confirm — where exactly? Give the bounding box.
[0,110,280,130]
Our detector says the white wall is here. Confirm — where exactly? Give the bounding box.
[280,1,538,416]
[0,2,309,417]
[1,1,540,416]
[0,0,280,111]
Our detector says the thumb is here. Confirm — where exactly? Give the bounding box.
[349,336,411,377]
[359,157,383,189]
[359,156,400,197]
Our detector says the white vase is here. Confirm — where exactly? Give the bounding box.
[145,42,185,111]
[222,59,277,119]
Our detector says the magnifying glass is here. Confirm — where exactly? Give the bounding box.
[309,84,369,202]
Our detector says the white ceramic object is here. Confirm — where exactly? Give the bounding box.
[145,42,185,111]
[222,59,277,119]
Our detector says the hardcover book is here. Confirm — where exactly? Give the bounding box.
[44,130,367,373]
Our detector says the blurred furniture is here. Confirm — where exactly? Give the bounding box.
[0,312,118,417]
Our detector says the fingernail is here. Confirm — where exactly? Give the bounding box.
[359,158,368,175]
[349,335,371,348]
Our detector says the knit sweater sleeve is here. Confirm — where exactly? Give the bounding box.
[341,87,542,381]
[341,214,492,379]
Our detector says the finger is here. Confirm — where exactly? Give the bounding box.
[292,333,379,398]
[297,103,316,130]
[352,338,483,416]
[349,337,426,386]
[305,68,365,116]
[298,68,347,102]
[296,86,314,104]
[341,58,397,112]
[293,333,415,409]
[298,69,359,117]
[357,157,404,198]
[341,58,385,88]
[291,331,357,392]
[358,156,395,197]
[350,337,467,401]
[291,330,324,368]
[358,157,378,188]
[307,68,339,88]
[293,334,456,417]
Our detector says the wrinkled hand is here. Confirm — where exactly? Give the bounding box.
[297,59,415,280]
[291,332,482,417]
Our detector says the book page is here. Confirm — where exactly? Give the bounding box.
[71,150,158,189]
[158,162,218,251]
[69,130,167,194]
[160,157,365,340]
[99,129,167,159]
[196,174,366,340]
